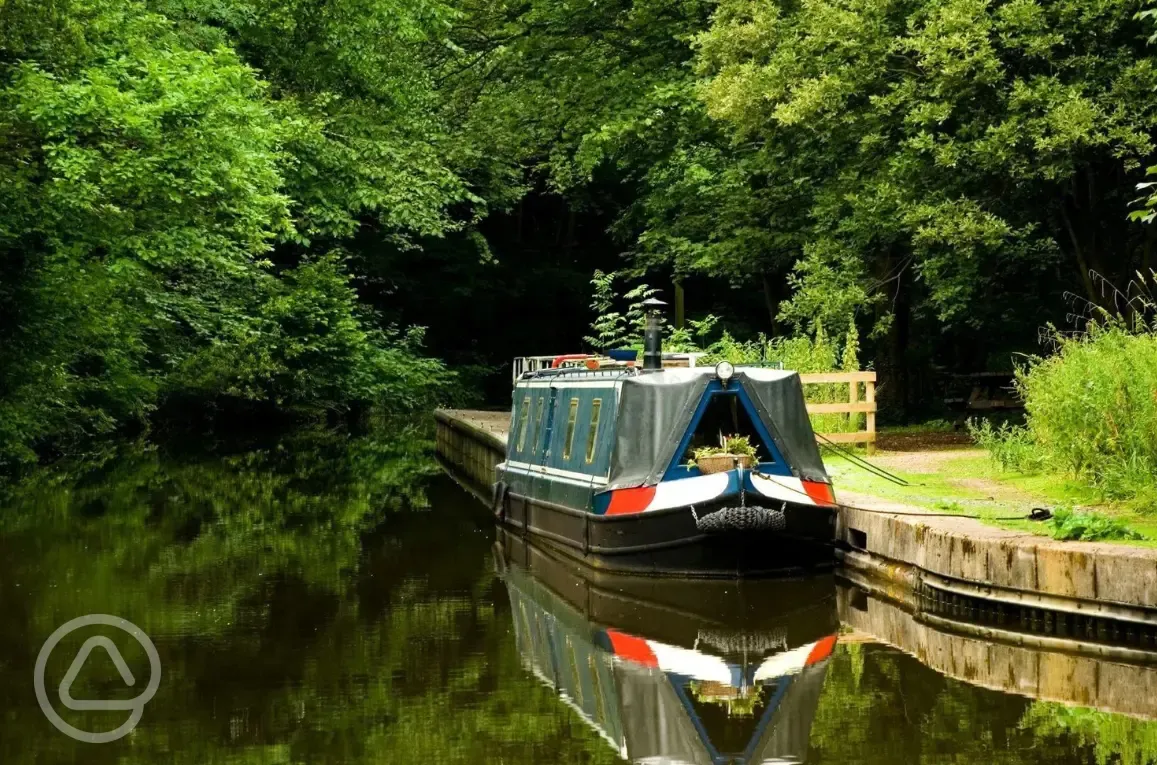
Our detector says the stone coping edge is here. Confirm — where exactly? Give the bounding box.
[837,503,1157,623]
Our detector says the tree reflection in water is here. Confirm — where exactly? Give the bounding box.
[1,433,1157,765]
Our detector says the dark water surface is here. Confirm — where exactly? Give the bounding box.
[2,434,1157,764]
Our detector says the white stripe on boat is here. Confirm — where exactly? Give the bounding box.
[643,472,730,512]
[749,474,817,506]
[502,460,610,486]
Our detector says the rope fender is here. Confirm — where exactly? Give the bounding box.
[695,504,787,533]
[491,480,508,521]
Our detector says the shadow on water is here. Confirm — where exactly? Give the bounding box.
[3,434,1157,764]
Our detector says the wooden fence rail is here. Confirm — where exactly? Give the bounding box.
[799,371,876,452]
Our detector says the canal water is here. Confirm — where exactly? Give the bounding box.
[1,432,1156,764]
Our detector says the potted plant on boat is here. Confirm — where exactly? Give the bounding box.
[689,434,759,474]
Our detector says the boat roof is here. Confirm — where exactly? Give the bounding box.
[608,367,828,487]
[517,365,797,384]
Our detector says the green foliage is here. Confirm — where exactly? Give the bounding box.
[967,270,1157,505]
[8,0,1157,466]
[1018,322,1157,501]
[1021,701,1157,765]
[0,0,469,470]
[665,314,722,353]
[968,419,1046,474]
[583,270,660,352]
[170,254,452,413]
[689,433,759,467]
[693,0,1154,335]
[1045,505,1144,541]
[469,0,1157,389]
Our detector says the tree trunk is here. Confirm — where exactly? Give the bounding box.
[890,268,911,418]
[563,206,576,255]
[1142,223,1154,277]
[1061,203,1098,304]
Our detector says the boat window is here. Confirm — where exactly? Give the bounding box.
[516,397,530,452]
[562,398,579,461]
[585,399,602,463]
[532,397,545,454]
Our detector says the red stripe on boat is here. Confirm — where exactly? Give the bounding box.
[550,354,590,368]
[805,634,838,665]
[604,486,656,516]
[605,629,658,667]
[802,480,836,506]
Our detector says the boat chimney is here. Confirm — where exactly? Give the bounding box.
[642,297,667,370]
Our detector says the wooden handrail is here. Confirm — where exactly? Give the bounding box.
[799,371,877,452]
[806,402,877,414]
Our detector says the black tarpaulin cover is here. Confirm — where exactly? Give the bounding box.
[606,368,829,490]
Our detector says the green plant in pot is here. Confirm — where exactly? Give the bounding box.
[689,434,759,474]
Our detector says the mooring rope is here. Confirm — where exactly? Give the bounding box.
[750,467,1047,523]
[815,433,911,486]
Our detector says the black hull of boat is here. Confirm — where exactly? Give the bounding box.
[497,489,836,578]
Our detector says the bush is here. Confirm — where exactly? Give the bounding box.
[971,316,1157,505]
[169,254,452,416]
[1046,506,1143,542]
[967,419,1045,473]
[1019,324,1157,500]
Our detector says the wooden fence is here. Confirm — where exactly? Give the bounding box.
[799,371,876,452]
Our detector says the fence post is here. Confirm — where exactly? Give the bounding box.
[796,371,877,450]
[848,379,858,433]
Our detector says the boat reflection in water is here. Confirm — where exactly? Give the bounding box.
[496,529,839,764]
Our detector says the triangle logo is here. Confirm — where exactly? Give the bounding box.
[58,636,138,711]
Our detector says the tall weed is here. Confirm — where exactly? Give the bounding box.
[967,419,1045,473]
[969,271,1157,504]
[1020,323,1157,500]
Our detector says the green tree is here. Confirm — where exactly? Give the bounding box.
[0,0,467,469]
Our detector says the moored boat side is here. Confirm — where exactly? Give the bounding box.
[494,359,838,576]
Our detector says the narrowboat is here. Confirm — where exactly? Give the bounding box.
[497,528,838,764]
[494,335,838,576]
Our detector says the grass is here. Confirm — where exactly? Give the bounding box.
[824,443,1157,546]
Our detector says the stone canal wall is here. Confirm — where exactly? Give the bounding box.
[434,409,506,498]
[434,409,1157,621]
[837,587,1157,720]
[836,494,1157,624]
